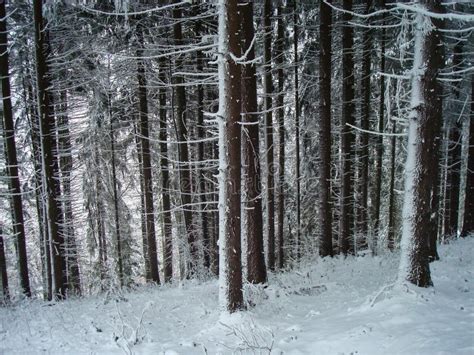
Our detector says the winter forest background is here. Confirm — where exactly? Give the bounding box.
[0,0,473,353]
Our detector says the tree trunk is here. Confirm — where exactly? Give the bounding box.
[0,0,31,297]
[159,60,173,282]
[33,0,67,298]
[358,0,373,249]
[264,0,275,271]
[218,0,244,313]
[443,42,463,239]
[0,227,9,303]
[137,24,160,284]
[173,3,196,277]
[242,1,267,285]
[58,91,81,294]
[373,0,386,253]
[276,5,285,269]
[387,122,397,251]
[339,0,356,256]
[461,77,474,237]
[293,1,301,261]
[399,0,444,287]
[318,0,333,258]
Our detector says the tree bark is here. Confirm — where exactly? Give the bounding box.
[339,0,356,256]
[136,24,160,284]
[218,0,244,312]
[0,0,31,297]
[173,2,196,277]
[399,0,444,287]
[0,227,9,303]
[242,1,267,285]
[276,5,285,269]
[264,0,276,271]
[33,0,67,298]
[318,0,333,258]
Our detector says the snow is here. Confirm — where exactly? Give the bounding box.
[1,238,473,354]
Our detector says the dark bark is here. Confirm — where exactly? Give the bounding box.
[461,77,474,237]
[276,5,285,269]
[242,1,267,285]
[443,42,463,239]
[33,0,67,298]
[159,61,173,282]
[264,0,275,270]
[58,92,81,294]
[402,0,444,287]
[319,0,333,257]
[136,24,160,284]
[0,0,31,297]
[294,1,301,261]
[0,227,9,302]
[373,0,386,252]
[173,2,196,277]
[358,0,373,248]
[195,18,209,271]
[222,0,243,312]
[339,0,356,256]
[387,122,397,251]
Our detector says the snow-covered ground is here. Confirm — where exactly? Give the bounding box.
[1,238,473,354]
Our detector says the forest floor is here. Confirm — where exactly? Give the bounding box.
[1,238,473,355]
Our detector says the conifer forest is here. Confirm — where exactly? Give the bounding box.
[0,0,473,353]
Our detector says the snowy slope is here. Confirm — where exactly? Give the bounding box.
[1,238,473,354]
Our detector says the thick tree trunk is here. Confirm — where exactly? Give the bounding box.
[263,0,275,271]
[33,0,67,298]
[218,0,243,313]
[242,1,267,285]
[0,0,31,297]
[387,122,397,251]
[276,5,285,269]
[339,0,356,256]
[136,24,160,284]
[318,0,333,258]
[399,0,444,287]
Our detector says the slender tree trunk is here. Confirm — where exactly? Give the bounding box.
[134,122,151,280]
[58,91,81,294]
[159,60,173,282]
[173,3,196,277]
[33,0,67,298]
[461,77,474,237]
[195,18,209,271]
[242,1,267,285]
[319,0,333,258]
[293,1,301,261]
[399,0,444,287]
[339,0,356,256]
[0,0,31,297]
[276,5,285,269]
[264,0,275,270]
[0,227,9,303]
[218,0,243,313]
[373,0,386,253]
[358,0,373,249]
[387,122,397,251]
[137,24,160,284]
[443,42,463,239]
